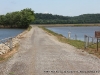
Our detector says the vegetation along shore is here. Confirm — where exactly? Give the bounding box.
[40,26,100,58]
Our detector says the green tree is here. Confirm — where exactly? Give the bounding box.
[20,8,35,28]
[0,8,35,28]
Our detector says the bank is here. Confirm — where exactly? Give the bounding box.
[40,26,100,58]
[32,23,100,27]
[0,26,32,62]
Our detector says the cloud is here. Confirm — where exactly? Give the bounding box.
[43,11,53,14]
[43,11,49,14]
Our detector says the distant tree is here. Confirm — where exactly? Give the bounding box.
[20,8,35,28]
[32,13,100,24]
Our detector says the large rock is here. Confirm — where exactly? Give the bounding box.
[0,52,3,55]
[0,50,7,54]
[0,30,27,55]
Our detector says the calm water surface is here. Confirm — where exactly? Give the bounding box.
[0,29,25,40]
[47,26,100,41]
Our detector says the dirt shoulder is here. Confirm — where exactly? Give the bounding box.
[0,26,100,75]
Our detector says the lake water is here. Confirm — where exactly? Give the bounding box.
[47,26,100,41]
[0,29,25,40]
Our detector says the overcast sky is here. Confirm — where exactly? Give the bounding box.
[0,0,100,16]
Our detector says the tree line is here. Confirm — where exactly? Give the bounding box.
[32,13,100,24]
[0,8,35,28]
[1,9,100,26]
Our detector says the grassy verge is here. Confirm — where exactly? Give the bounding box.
[40,26,100,58]
[27,25,32,31]
[85,43,100,58]
[40,26,84,49]
[35,24,100,27]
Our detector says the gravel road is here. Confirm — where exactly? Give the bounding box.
[0,26,100,75]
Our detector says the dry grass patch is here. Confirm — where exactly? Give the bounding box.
[0,44,19,63]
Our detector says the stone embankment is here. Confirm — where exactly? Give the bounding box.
[0,30,27,55]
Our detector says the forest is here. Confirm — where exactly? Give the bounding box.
[32,13,100,24]
[0,9,100,27]
[0,8,35,28]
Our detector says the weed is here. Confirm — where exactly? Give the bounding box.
[27,26,32,31]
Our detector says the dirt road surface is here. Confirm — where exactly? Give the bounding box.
[0,26,100,75]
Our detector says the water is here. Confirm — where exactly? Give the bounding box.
[0,29,25,40]
[47,26,100,41]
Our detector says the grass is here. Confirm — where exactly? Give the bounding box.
[85,43,100,58]
[0,57,5,61]
[40,26,100,58]
[35,24,100,27]
[9,72,15,75]
[27,25,32,31]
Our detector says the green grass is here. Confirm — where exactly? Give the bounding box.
[27,25,32,31]
[0,57,4,61]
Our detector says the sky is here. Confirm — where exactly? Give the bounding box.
[0,0,100,16]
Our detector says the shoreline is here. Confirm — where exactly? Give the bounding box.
[40,26,100,58]
[0,28,29,62]
[32,24,100,27]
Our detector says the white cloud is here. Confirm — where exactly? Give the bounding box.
[43,11,53,14]
[43,11,49,14]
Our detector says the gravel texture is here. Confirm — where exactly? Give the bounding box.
[0,26,100,75]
